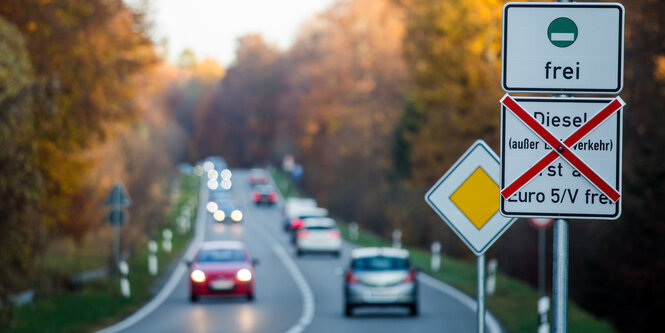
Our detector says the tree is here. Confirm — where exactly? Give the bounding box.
[0,16,43,327]
[0,0,157,239]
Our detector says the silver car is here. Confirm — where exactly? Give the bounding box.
[295,217,341,256]
[343,247,418,316]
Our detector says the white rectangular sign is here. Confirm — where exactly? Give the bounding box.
[501,2,624,94]
[500,96,623,219]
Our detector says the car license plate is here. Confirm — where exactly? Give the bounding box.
[367,290,397,302]
[210,279,234,290]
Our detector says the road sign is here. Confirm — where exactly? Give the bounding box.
[105,182,131,207]
[501,2,624,94]
[500,95,624,219]
[108,209,126,226]
[425,140,516,255]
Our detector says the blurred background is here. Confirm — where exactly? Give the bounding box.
[0,0,663,332]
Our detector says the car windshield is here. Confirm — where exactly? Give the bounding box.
[197,248,246,263]
[219,201,237,209]
[351,257,409,270]
[305,226,334,231]
[256,184,274,193]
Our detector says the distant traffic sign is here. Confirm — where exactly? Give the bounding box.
[425,140,516,255]
[501,2,624,94]
[108,209,126,226]
[500,95,624,219]
[105,182,131,207]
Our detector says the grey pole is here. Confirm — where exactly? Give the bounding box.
[554,1,570,329]
[538,228,546,297]
[477,254,486,333]
[553,219,568,333]
[113,225,120,273]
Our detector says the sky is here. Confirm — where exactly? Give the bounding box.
[143,0,337,66]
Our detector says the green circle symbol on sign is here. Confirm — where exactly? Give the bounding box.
[547,17,578,48]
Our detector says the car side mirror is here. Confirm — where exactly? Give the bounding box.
[184,259,192,268]
[252,258,260,266]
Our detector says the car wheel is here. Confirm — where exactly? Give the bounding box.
[409,302,419,316]
[344,303,354,317]
[333,251,341,257]
[247,292,254,301]
[190,294,199,303]
[296,249,303,257]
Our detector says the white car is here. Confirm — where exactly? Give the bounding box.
[283,198,319,228]
[295,217,341,257]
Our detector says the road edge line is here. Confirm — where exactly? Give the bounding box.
[95,176,208,333]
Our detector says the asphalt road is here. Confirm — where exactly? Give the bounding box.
[98,169,499,333]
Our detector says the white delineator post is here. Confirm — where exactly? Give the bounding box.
[538,296,551,333]
[162,229,173,253]
[119,260,130,298]
[183,206,192,232]
[349,222,359,241]
[148,240,158,276]
[177,216,187,235]
[486,259,498,296]
[392,229,402,249]
[431,241,441,272]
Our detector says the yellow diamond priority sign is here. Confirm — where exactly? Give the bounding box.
[425,140,516,256]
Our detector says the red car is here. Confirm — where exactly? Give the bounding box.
[188,241,257,302]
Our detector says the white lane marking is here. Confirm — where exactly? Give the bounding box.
[247,215,315,333]
[275,245,315,333]
[95,178,209,333]
[419,274,502,333]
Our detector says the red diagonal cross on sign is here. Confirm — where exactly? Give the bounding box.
[500,94,625,202]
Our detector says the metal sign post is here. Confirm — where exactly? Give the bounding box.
[105,182,131,272]
[477,254,486,333]
[553,219,568,332]
[500,2,625,332]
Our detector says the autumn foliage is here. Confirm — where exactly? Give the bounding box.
[175,0,665,331]
[1,0,664,331]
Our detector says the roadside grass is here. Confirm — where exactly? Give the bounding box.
[273,169,617,333]
[4,173,200,333]
[269,167,301,198]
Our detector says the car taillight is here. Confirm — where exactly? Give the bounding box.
[251,191,260,201]
[297,230,310,239]
[345,270,360,285]
[268,192,278,202]
[291,219,304,229]
[329,230,341,239]
[404,269,417,283]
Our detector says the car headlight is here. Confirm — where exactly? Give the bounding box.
[220,169,232,180]
[221,179,232,190]
[213,210,226,221]
[236,268,252,282]
[191,269,206,283]
[206,179,218,190]
[206,201,218,213]
[231,210,243,222]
